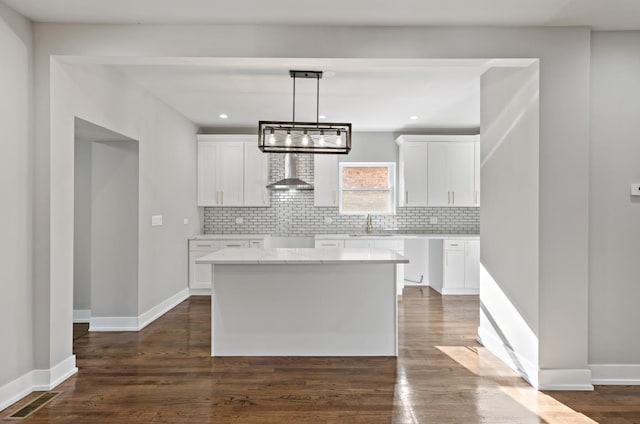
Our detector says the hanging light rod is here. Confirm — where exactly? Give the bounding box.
[258,69,352,155]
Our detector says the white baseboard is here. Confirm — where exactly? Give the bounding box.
[478,327,593,390]
[89,316,138,331]
[538,368,593,391]
[0,355,77,412]
[138,288,189,330]
[90,288,189,332]
[590,364,640,385]
[189,288,211,296]
[441,287,479,295]
[477,326,540,387]
[72,309,91,323]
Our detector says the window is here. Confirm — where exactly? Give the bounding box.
[339,162,396,215]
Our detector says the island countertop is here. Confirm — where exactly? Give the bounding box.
[196,247,409,265]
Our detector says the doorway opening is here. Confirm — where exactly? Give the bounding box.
[73,118,139,342]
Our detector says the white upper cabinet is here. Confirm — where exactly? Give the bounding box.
[244,141,270,207]
[197,135,269,207]
[396,135,479,207]
[197,141,219,206]
[398,141,428,206]
[314,154,339,207]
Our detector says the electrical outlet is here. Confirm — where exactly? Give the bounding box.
[631,183,640,197]
[151,215,163,226]
[235,217,244,224]
[324,217,332,224]
[429,217,438,225]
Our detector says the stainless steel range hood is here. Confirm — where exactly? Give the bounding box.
[266,153,314,190]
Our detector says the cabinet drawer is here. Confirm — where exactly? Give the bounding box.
[374,239,403,251]
[220,240,250,249]
[249,240,264,248]
[444,240,465,251]
[314,240,345,248]
[189,240,218,251]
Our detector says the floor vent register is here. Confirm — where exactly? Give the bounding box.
[4,391,62,420]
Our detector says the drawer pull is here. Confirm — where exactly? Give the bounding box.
[226,244,242,247]
[196,244,211,248]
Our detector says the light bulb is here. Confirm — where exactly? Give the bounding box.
[269,130,275,145]
[319,131,325,145]
[285,131,292,146]
[336,130,342,146]
[302,131,309,146]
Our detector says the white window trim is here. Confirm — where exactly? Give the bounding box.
[338,162,396,215]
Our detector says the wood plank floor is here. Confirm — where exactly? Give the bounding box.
[3,287,639,423]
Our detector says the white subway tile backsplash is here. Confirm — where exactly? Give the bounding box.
[204,154,479,235]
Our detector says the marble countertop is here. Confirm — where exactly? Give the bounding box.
[192,234,271,240]
[315,233,479,239]
[196,247,409,265]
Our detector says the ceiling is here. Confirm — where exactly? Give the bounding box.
[4,0,640,30]
[109,59,493,131]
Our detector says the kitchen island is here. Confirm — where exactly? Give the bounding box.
[196,247,408,357]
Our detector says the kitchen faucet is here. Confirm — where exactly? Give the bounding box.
[366,214,373,234]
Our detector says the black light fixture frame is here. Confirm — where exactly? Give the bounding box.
[258,70,352,154]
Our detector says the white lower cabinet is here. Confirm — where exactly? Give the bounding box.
[430,238,480,295]
[188,237,266,292]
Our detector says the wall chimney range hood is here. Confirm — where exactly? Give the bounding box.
[266,153,313,190]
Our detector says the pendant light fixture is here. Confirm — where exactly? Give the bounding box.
[258,70,352,154]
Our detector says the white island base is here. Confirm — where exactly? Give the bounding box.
[198,248,408,357]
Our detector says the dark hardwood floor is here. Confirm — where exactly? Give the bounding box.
[3,287,639,423]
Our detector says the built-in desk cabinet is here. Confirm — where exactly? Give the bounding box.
[429,238,480,295]
[396,135,480,207]
[197,135,269,207]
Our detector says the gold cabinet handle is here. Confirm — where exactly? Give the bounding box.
[448,191,451,204]
[406,191,409,204]
[221,191,224,205]
[453,191,455,204]
[445,252,448,267]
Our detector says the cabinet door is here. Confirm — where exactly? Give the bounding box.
[215,142,244,206]
[400,142,428,206]
[314,155,338,207]
[197,141,218,206]
[427,143,449,206]
[244,141,270,206]
[474,142,480,206]
[189,250,213,289]
[464,240,480,288]
[448,143,474,206]
[443,249,465,289]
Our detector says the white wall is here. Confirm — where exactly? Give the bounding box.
[90,141,139,318]
[0,2,34,392]
[40,60,200,369]
[29,24,591,387]
[589,32,640,375]
[479,64,541,384]
[73,138,92,312]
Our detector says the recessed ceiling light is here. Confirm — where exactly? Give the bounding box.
[319,115,326,119]
[409,115,419,120]
[219,113,228,119]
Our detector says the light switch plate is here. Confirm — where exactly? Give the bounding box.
[151,215,163,226]
[183,218,189,225]
[631,183,640,197]
[430,217,438,225]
